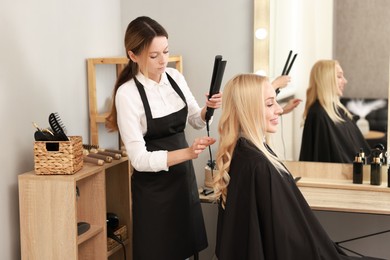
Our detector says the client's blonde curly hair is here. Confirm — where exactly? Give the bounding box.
[213,74,284,209]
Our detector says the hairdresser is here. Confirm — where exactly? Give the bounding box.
[106,16,222,259]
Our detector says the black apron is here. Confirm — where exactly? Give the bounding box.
[132,74,208,260]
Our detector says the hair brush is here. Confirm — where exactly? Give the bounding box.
[48,112,69,141]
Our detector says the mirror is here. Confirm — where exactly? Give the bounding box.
[254,0,390,163]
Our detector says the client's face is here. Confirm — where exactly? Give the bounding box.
[336,64,348,96]
[263,82,283,133]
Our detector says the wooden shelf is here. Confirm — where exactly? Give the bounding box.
[78,225,104,245]
[283,160,390,215]
[107,239,130,257]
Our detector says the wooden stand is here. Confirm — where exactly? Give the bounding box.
[18,158,132,260]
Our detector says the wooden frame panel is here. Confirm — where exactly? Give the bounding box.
[87,56,183,146]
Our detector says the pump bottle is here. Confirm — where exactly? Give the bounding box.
[387,165,390,188]
[353,153,363,184]
[370,150,382,186]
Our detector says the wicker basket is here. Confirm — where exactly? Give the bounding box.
[34,136,83,175]
[107,225,128,251]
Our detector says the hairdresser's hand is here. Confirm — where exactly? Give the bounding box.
[205,92,223,109]
[190,136,216,159]
[167,136,216,167]
[201,92,223,121]
[272,75,291,90]
[282,98,302,115]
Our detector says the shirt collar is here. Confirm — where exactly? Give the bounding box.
[135,71,170,89]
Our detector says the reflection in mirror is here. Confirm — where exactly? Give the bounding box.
[333,0,389,158]
[254,0,390,163]
[299,60,373,164]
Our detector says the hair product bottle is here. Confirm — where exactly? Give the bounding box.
[370,150,382,186]
[387,165,390,188]
[353,153,363,184]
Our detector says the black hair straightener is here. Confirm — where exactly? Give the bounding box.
[205,55,227,122]
[276,50,298,95]
[205,55,227,172]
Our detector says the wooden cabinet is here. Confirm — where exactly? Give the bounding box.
[18,158,132,260]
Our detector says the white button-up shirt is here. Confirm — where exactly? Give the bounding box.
[116,68,207,172]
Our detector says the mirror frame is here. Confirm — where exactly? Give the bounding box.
[253,0,269,75]
[253,0,390,171]
[388,57,390,156]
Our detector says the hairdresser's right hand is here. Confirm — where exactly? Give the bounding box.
[272,75,291,90]
[205,92,223,109]
[190,136,216,158]
[282,98,302,115]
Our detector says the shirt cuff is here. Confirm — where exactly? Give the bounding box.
[150,150,169,172]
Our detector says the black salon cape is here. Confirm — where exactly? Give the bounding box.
[299,100,371,163]
[215,138,382,260]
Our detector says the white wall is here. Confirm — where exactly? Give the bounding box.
[0,0,122,259]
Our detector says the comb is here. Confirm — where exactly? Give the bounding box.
[32,122,56,141]
[48,112,69,141]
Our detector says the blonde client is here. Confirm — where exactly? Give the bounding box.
[213,74,384,260]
